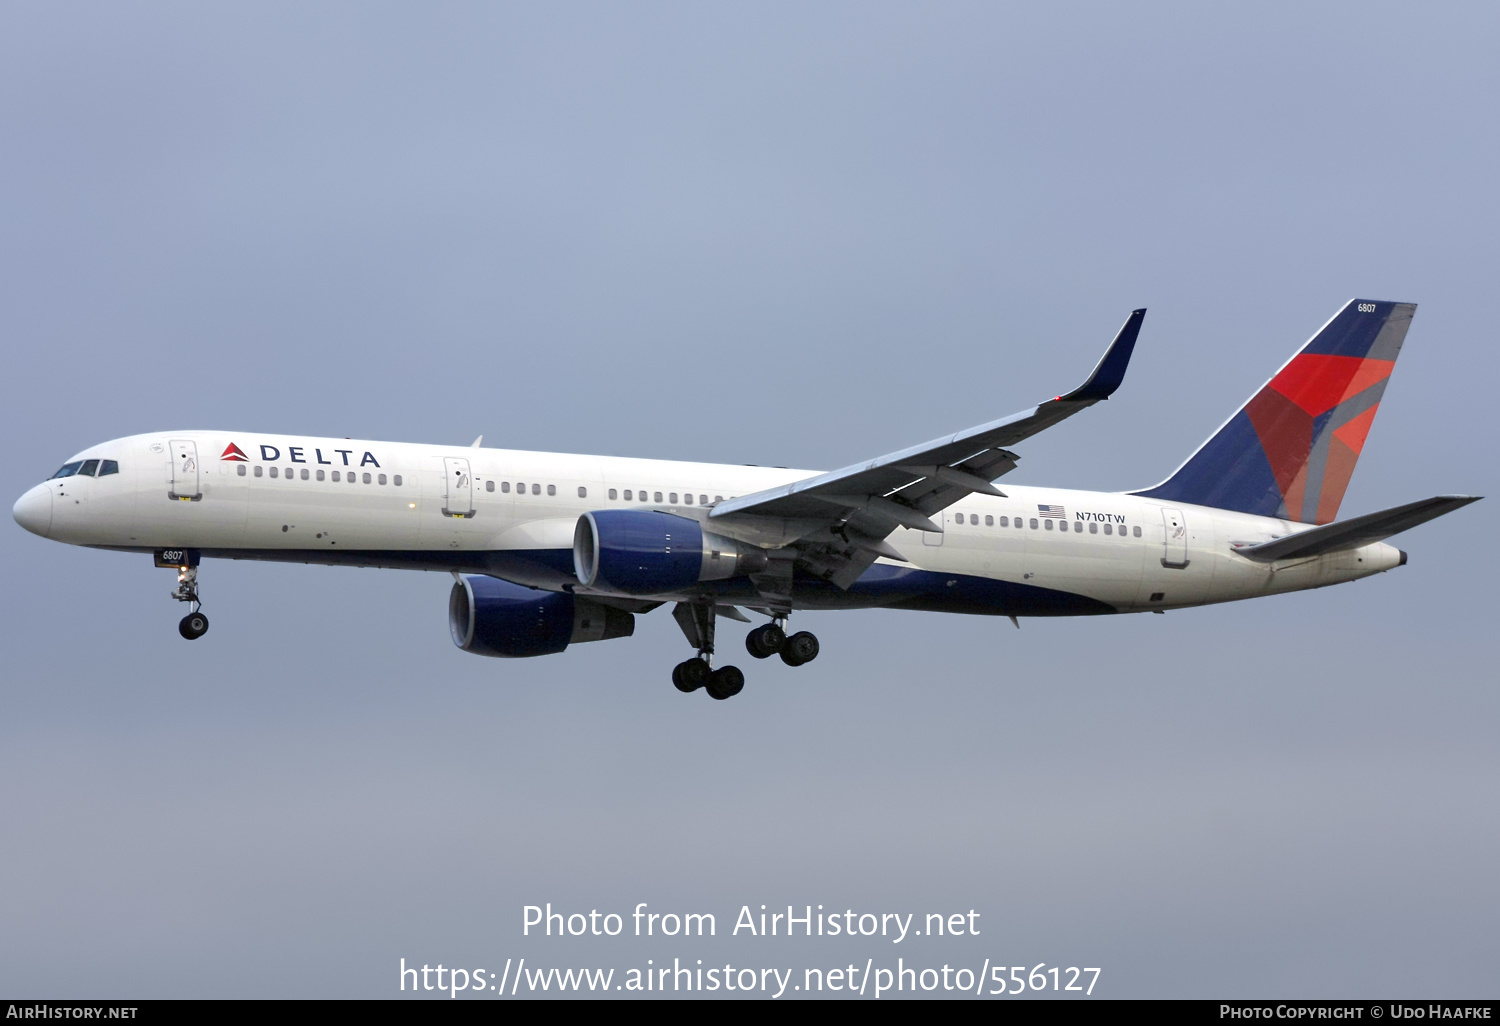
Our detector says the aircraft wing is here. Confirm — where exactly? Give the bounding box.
[707,309,1145,593]
[1232,494,1481,562]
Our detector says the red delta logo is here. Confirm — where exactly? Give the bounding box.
[220,442,249,462]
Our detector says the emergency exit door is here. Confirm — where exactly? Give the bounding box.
[169,440,201,501]
[443,457,475,518]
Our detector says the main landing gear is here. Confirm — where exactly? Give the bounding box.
[672,657,745,700]
[670,602,744,700]
[669,603,820,701]
[167,557,209,640]
[745,620,819,667]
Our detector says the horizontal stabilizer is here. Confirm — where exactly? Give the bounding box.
[1232,495,1481,562]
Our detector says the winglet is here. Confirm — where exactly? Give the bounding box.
[1059,308,1146,402]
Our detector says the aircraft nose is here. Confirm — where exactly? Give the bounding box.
[13,483,52,537]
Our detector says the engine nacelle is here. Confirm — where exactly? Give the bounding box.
[449,575,634,658]
[573,510,768,594]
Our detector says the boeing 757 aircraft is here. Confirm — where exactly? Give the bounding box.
[12,299,1479,700]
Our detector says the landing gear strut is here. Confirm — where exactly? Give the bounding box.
[745,617,819,667]
[166,556,209,640]
[671,602,745,700]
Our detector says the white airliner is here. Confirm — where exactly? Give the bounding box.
[12,299,1478,700]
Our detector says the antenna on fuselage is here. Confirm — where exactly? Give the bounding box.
[470,435,483,448]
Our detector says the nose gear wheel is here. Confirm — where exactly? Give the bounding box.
[166,560,210,640]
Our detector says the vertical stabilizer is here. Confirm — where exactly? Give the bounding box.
[1134,299,1415,524]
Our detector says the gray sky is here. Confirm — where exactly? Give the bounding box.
[2,2,1496,999]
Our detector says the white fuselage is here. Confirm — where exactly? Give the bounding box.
[16,431,1404,616]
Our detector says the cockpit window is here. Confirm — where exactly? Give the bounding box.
[79,459,100,476]
[98,460,119,476]
[51,462,82,479]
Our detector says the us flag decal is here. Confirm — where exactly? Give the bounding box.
[1037,504,1067,519]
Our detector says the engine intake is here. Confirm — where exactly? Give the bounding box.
[449,575,634,658]
[573,510,768,594]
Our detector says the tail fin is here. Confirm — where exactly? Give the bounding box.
[1134,299,1415,524]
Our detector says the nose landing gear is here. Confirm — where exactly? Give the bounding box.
[159,550,209,640]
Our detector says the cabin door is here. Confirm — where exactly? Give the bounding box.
[443,457,475,518]
[1160,507,1189,568]
[169,440,201,501]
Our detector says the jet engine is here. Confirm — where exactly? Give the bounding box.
[573,510,768,595]
[449,575,634,658]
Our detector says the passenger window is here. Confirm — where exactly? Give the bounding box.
[956,513,965,524]
[578,486,587,498]
[1133,526,1141,537]
[501,481,510,493]
[670,493,678,504]
[654,492,663,503]
[999,516,1008,527]
[547,484,556,496]
[985,515,994,526]
[486,480,494,492]
[700,494,708,505]
[99,460,119,476]
[393,475,402,486]
[332,471,340,482]
[1103,523,1112,535]
[348,473,357,484]
[378,474,387,485]
[363,472,372,484]
[316,469,325,481]
[237,464,246,477]
[51,462,82,479]
[254,466,263,478]
[608,488,618,500]
[269,466,279,478]
[301,468,310,480]
[623,489,632,500]
[715,495,723,503]
[1030,518,1038,529]
[1045,520,1053,530]
[79,459,100,476]
[517,482,525,494]
[532,484,541,495]
[1089,522,1098,534]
